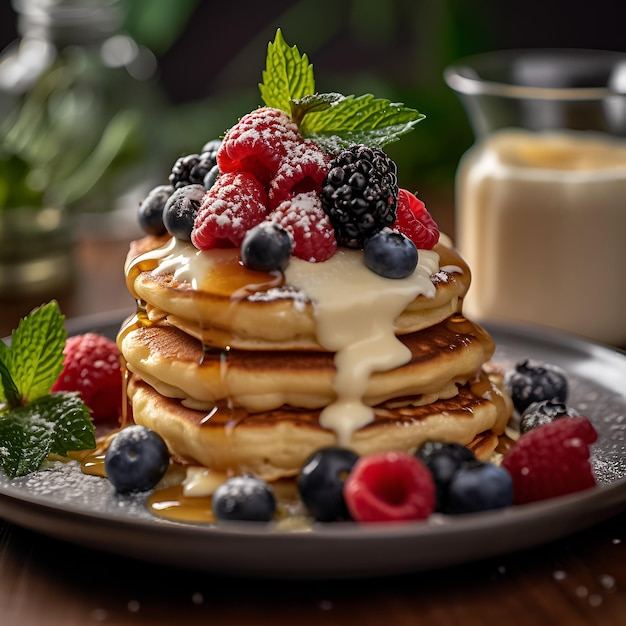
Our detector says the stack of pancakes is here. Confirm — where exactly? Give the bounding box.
[118,233,512,481]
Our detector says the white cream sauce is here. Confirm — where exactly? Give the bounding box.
[127,240,441,445]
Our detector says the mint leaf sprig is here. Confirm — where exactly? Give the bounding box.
[259,29,425,151]
[0,301,95,478]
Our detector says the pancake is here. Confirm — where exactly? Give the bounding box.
[119,230,513,484]
[119,314,495,413]
[124,235,470,350]
[127,369,512,481]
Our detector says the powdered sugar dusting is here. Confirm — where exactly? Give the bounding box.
[247,285,309,310]
[270,191,337,262]
[268,140,328,209]
[192,171,268,249]
[0,460,160,521]
[216,107,302,183]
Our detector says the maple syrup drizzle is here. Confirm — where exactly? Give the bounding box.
[147,485,216,523]
[82,236,511,525]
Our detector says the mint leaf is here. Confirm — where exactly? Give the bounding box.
[257,31,424,152]
[47,392,95,456]
[0,401,55,478]
[299,94,425,151]
[259,29,315,115]
[9,300,66,404]
[0,392,94,478]
[0,301,95,478]
[290,92,344,127]
[0,341,19,408]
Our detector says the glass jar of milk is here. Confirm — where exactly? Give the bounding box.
[445,49,626,346]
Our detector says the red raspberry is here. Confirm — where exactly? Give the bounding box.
[269,191,337,262]
[343,451,435,522]
[51,333,122,422]
[191,172,269,250]
[217,107,303,185]
[502,416,598,504]
[393,189,439,250]
[268,140,328,209]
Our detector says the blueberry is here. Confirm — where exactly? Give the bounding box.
[298,447,359,522]
[163,183,205,241]
[138,184,173,235]
[363,228,418,279]
[446,462,513,514]
[241,222,293,272]
[520,399,578,434]
[416,441,476,511]
[203,164,220,190]
[505,359,569,414]
[212,475,276,522]
[104,425,170,494]
[201,138,222,154]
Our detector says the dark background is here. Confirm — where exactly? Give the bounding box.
[2,0,626,211]
[4,1,626,101]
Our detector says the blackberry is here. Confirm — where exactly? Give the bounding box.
[505,359,569,414]
[321,144,398,248]
[169,143,221,189]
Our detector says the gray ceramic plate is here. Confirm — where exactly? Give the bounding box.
[0,311,624,579]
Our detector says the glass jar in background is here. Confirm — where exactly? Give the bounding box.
[0,0,158,298]
[444,49,626,346]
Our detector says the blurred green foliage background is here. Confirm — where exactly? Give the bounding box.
[1,0,625,227]
[119,0,489,205]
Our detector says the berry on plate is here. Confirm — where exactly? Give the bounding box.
[212,475,276,522]
[415,441,476,512]
[105,425,170,494]
[298,447,360,522]
[51,332,122,422]
[519,399,578,434]
[505,359,569,414]
[415,440,512,514]
[502,416,598,504]
[343,451,435,522]
[445,462,513,514]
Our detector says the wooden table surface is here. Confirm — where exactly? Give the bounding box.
[1,235,625,626]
